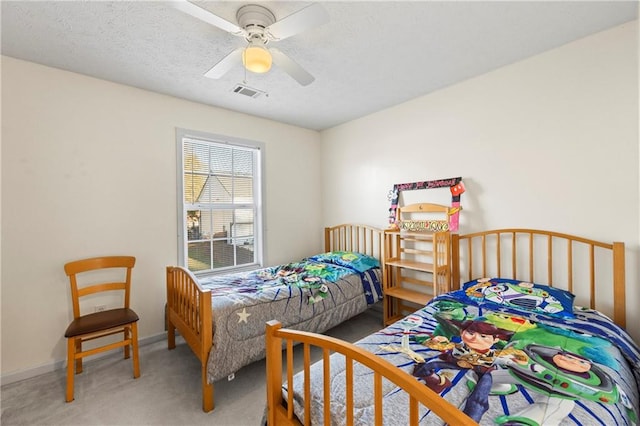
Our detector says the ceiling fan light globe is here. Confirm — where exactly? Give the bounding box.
[243,45,272,73]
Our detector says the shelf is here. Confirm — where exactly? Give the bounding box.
[383,211,451,325]
[384,287,433,305]
[385,258,433,272]
[403,247,434,256]
[399,275,433,287]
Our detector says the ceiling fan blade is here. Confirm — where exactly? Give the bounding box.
[266,3,329,41]
[172,1,246,36]
[204,48,243,79]
[270,48,315,86]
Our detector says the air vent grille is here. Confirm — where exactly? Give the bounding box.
[231,84,267,99]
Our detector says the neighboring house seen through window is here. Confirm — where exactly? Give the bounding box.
[177,129,264,274]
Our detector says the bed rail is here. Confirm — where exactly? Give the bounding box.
[166,266,214,412]
[451,229,625,327]
[265,320,478,426]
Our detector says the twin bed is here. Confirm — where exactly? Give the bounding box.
[265,229,639,425]
[166,224,383,412]
[166,225,639,425]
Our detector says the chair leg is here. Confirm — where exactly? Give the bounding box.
[74,338,83,374]
[66,338,75,402]
[131,322,140,378]
[124,327,131,360]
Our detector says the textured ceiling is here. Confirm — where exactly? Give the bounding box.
[2,1,637,131]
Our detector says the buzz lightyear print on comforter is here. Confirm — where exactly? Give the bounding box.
[196,251,382,383]
[286,278,640,426]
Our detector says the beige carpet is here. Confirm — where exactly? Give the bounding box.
[1,309,382,426]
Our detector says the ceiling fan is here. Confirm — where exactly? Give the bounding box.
[173,1,330,86]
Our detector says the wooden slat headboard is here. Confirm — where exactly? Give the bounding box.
[451,229,626,328]
[324,224,383,261]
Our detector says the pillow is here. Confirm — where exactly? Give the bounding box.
[306,251,380,273]
[459,277,576,319]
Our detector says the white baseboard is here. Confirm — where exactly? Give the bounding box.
[0,332,167,386]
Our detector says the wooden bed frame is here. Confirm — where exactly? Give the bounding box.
[265,320,478,426]
[166,223,383,412]
[451,229,626,327]
[264,228,626,425]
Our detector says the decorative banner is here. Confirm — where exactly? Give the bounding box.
[399,220,449,232]
[387,177,465,231]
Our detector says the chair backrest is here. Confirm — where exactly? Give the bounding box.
[64,256,136,319]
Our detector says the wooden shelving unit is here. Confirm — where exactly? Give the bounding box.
[382,203,451,325]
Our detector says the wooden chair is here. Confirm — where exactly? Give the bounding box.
[63,255,140,402]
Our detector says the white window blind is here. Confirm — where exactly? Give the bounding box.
[177,129,264,274]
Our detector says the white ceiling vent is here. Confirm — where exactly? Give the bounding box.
[231,84,267,99]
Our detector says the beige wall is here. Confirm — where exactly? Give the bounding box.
[321,22,640,342]
[1,56,322,379]
[2,19,639,381]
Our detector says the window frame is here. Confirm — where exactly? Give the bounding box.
[176,128,265,275]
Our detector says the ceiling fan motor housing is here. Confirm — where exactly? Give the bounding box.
[237,4,276,40]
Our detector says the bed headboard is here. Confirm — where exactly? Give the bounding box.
[451,229,626,328]
[324,224,384,262]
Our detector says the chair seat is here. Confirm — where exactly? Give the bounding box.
[65,308,139,338]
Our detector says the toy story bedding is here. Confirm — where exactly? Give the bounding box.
[285,278,639,425]
[197,251,382,383]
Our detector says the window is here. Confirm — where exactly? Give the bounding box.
[176,129,264,274]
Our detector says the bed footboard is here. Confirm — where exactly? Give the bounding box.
[166,266,214,412]
[265,320,477,426]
